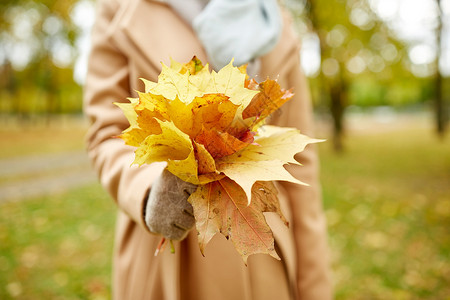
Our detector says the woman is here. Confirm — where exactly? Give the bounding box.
[84,0,332,299]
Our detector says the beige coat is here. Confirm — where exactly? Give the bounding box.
[84,0,332,299]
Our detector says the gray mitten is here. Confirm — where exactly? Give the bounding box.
[145,169,197,240]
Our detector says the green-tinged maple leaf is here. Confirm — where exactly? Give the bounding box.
[179,56,205,75]
[188,178,287,264]
[168,56,205,75]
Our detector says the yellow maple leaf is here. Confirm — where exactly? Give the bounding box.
[215,126,324,203]
[116,57,324,262]
[204,60,259,110]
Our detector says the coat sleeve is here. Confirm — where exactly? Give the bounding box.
[83,0,165,231]
[273,43,333,299]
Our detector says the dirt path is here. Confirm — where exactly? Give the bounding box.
[0,151,97,203]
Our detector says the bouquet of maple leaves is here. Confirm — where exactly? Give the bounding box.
[116,57,322,263]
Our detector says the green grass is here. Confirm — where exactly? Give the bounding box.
[0,184,115,300]
[319,127,450,299]
[0,120,449,299]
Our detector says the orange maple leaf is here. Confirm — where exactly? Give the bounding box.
[243,79,294,125]
[189,178,287,264]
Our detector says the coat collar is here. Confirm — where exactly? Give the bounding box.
[107,0,297,80]
[109,0,207,75]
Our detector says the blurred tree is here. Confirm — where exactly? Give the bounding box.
[311,0,408,150]
[0,0,83,120]
[286,0,416,151]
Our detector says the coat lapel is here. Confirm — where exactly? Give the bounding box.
[111,0,207,81]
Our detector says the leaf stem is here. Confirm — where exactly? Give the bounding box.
[170,240,175,253]
[154,237,167,256]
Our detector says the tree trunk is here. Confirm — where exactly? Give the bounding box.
[435,0,447,137]
[435,72,446,137]
[306,0,347,151]
[329,80,345,152]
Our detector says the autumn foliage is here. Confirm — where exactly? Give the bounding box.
[116,57,322,262]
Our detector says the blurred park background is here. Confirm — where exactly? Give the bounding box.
[0,0,449,299]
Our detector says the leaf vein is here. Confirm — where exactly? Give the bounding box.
[218,180,270,248]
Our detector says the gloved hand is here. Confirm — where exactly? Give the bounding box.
[144,169,197,240]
